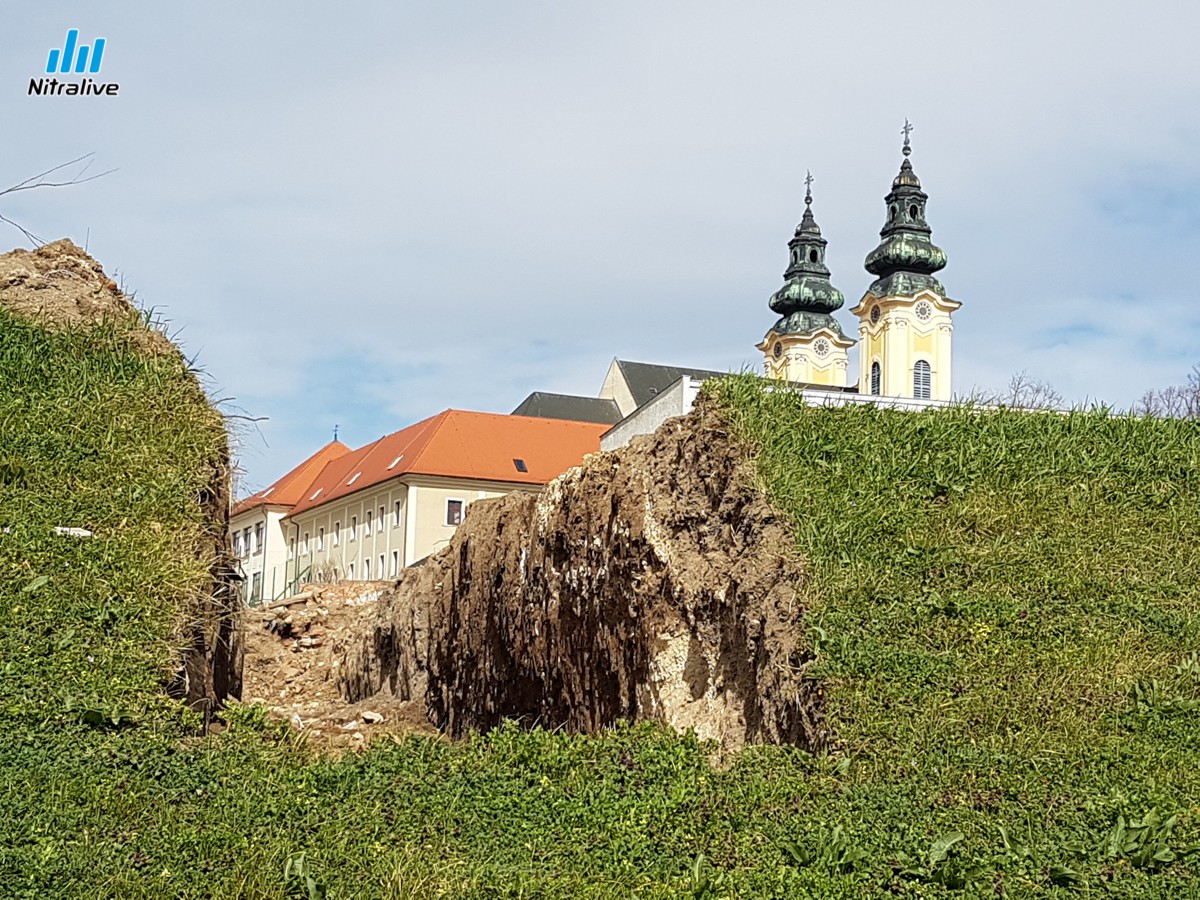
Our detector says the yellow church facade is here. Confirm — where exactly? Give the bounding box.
[851,289,960,401]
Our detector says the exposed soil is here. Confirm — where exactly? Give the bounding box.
[334,396,826,750]
[0,239,172,354]
[241,583,433,748]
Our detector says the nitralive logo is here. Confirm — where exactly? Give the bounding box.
[28,30,119,96]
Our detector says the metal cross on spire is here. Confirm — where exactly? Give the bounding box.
[333,424,339,441]
[804,170,814,206]
[901,118,914,156]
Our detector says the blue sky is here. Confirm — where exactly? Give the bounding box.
[3,3,1198,493]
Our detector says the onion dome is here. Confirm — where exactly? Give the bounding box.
[863,121,947,296]
[767,173,847,337]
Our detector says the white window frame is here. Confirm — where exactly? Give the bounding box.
[254,523,264,555]
[348,561,355,579]
[302,532,310,555]
[350,515,357,541]
[446,498,465,527]
[363,556,370,579]
[317,527,325,552]
[393,500,402,528]
[365,510,372,536]
[333,522,340,547]
[390,550,399,576]
[913,359,932,400]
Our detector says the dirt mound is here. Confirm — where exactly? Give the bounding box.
[0,239,171,353]
[1,239,241,713]
[336,396,825,750]
[242,583,432,748]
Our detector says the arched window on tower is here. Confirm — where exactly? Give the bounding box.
[870,361,881,396]
[913,360,931,400]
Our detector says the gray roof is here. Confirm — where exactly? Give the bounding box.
[512,391,623,425]
[615,359,727,408]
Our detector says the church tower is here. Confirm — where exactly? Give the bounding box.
[757,173,854,387]
[850,123,960,400]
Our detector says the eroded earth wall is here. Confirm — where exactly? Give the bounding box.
[337,397,824,749]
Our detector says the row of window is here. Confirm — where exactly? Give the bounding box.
[869,360,932,401]
[233,522,265,558]
[290,500,405,557]
[292,497,468,560]
[330,550,401,581]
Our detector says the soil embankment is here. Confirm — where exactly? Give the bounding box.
[0,239,242,711]
[334,397,825,749]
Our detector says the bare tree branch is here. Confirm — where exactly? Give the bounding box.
[0,154,117,245]
[1138,366,1200,418]
[965,370,1063,410]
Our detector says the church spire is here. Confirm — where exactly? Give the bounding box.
[766,171,847,338]
[863,120,948,297]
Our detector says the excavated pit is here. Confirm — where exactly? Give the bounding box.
[335,397,826,750]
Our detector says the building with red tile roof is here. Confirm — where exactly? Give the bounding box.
[230,440,351,603]
[251,410,606,598]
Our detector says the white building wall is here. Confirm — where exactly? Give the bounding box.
[284,475,542,586]
[230,507,289,604]
[600,377,703,451]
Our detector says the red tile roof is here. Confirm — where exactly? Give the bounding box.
[286,410,607,518]
[231,440,351,518]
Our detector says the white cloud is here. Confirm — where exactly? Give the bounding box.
[2,1,1198,491]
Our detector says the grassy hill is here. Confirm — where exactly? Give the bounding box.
[2,308,1198,900]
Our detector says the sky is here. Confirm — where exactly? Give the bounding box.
[3,3,1199,494]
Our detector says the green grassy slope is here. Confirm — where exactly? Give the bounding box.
[3,320,1198,899]
[711,374,1200,895]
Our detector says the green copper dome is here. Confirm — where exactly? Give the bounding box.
[766,175,847,338]
[863,123,947,297]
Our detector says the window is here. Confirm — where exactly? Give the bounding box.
[363,557,370,579]
[913,360,932,400]
[513,458,528,473]
[288,537,296,559]
[393,500,402,527]
[233,532,242,556]
[446,499,464,526]
[243,527,252,554]
[333,522,340,547]
[317,527,325,551]
[254,523,264,554]
[378,554,385,577]
[390,550,399,576]
[348,561,355,579]
[378,506,385,527]
[303,532,310,555]
[250,572,262,605]
[350,515,357,541]
[870,361,881,396]
[365,510,372,536]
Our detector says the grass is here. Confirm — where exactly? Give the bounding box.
[2,314,1198,898]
